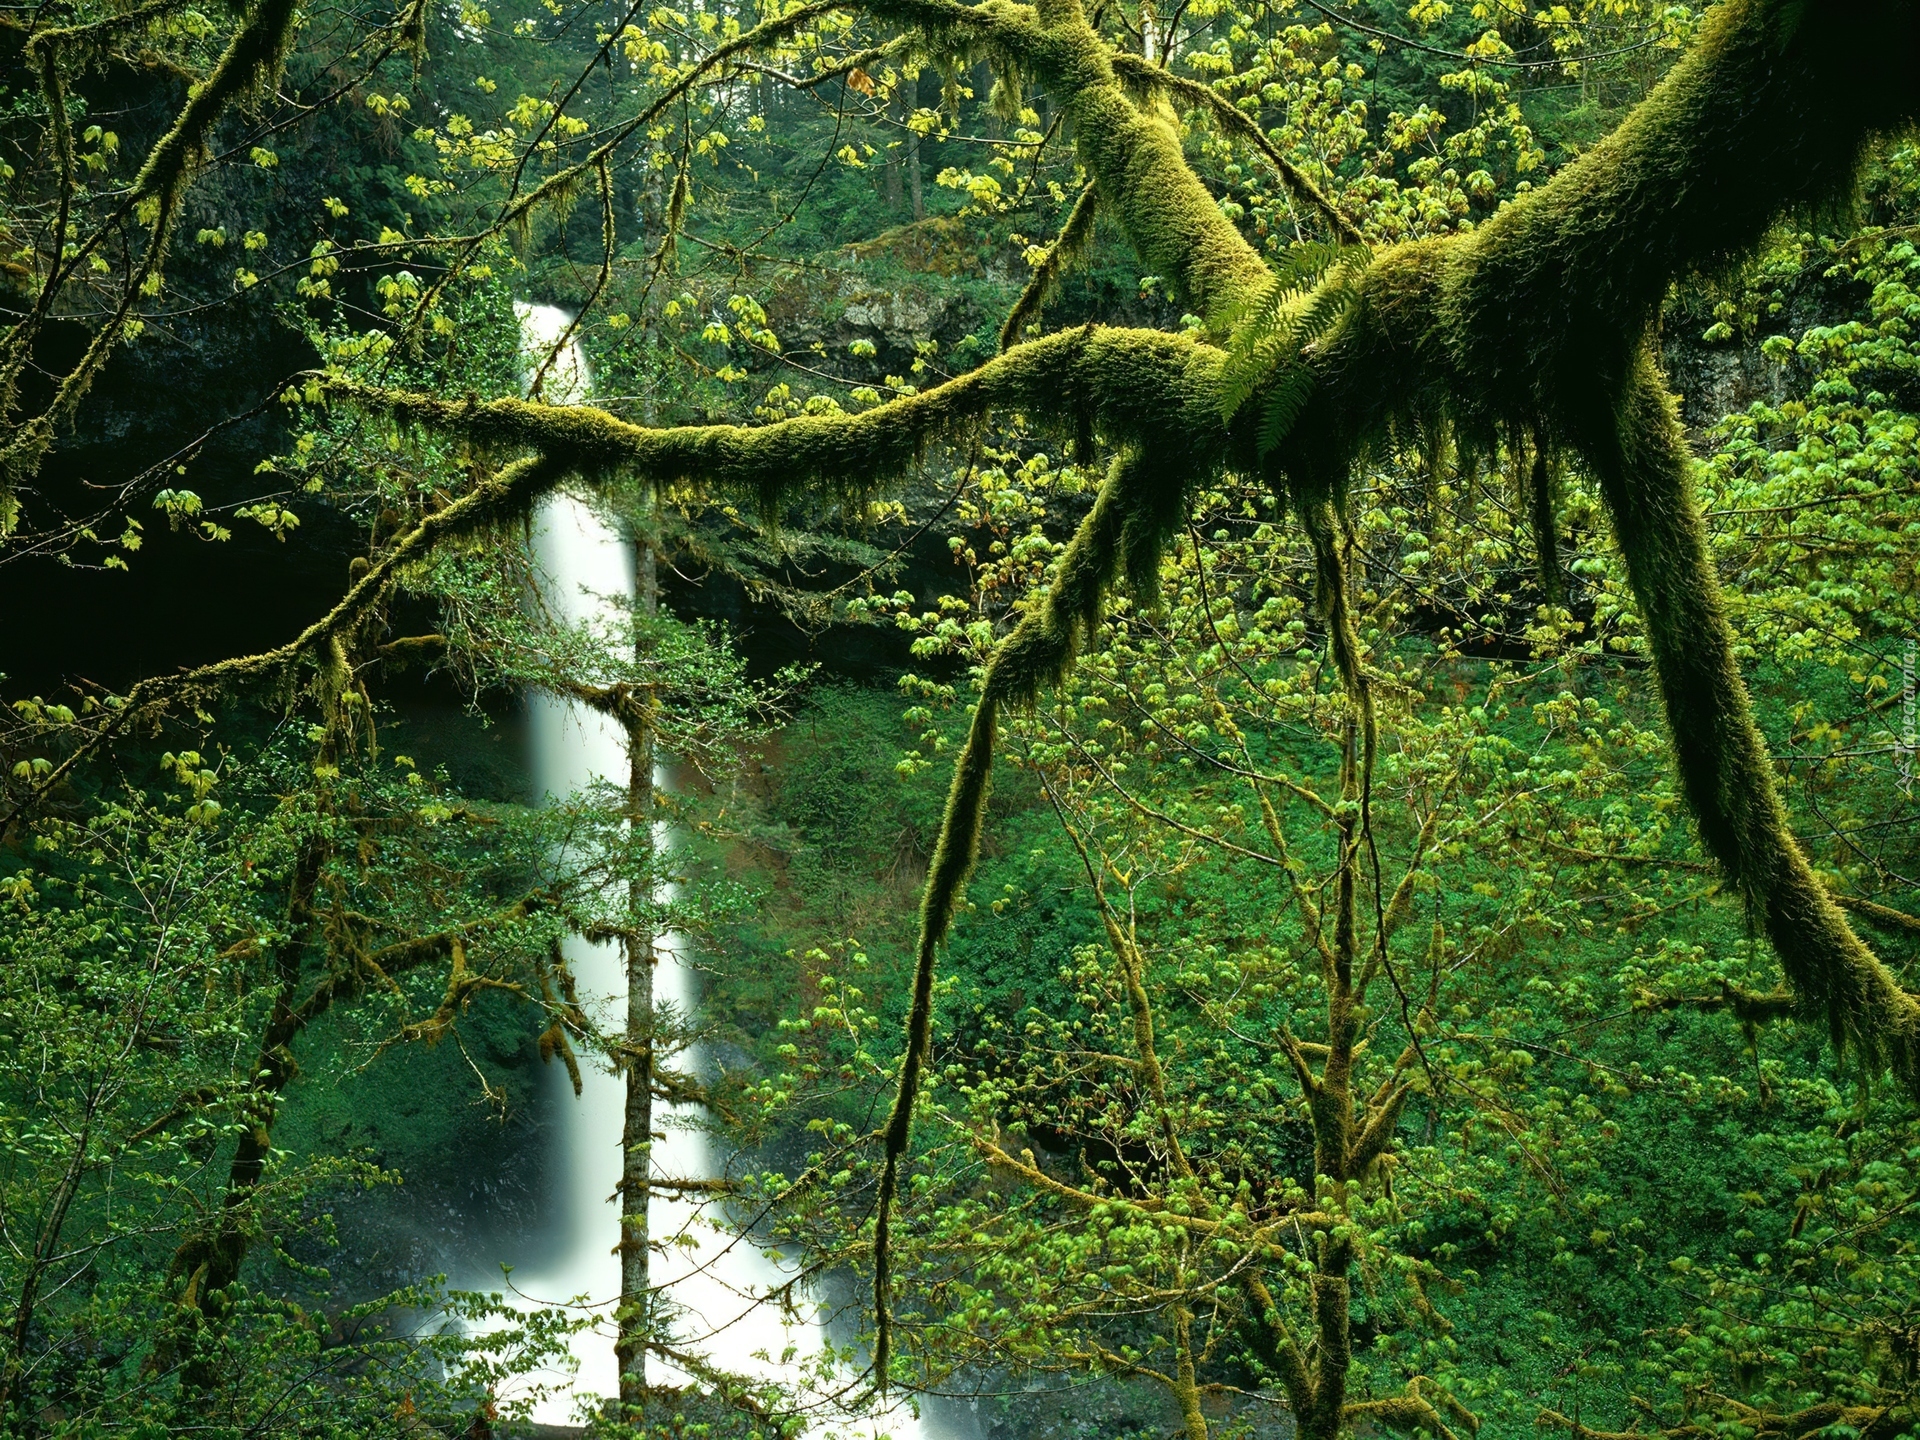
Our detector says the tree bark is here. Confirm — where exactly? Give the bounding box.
[615,526,659,1413]
[903,71,924,221]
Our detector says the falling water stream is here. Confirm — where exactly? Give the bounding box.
[479,303,946,1436]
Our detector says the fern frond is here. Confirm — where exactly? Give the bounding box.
[1210,239,1340,336]
[1214,275,1301,419]
[1216,242,1368,444]
[1257,366,1317,455]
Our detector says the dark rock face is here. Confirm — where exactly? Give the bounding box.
[1,305,343,691]
[1661,266,1852,435]
[1666,330,1786,432]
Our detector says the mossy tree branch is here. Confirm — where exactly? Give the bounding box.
[1540,1397,1905,1440]
[1259,0,1920,1090]
[2,452,574,829]
[322,0,1920,1352]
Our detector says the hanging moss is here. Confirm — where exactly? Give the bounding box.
[874,438,1204,1381]
[1527,432,1560,604]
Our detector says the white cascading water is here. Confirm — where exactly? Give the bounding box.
[496,302,941,1437]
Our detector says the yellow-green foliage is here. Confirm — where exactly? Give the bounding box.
[1,0,305,492]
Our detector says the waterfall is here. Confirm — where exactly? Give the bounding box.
[486,302,944,1437]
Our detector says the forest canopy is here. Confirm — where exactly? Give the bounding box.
[3,0,1920,1435]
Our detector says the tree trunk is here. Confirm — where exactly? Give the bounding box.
[156,836,325,1387]
[615,529,659,1414]
[903,72,924,221]
[0,1099,96,1417]
[885,83,905,211]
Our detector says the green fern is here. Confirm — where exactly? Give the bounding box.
[1215,242,1369,454]
[1256,366,1317,455]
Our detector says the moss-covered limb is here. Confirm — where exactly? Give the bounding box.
[998,181,1099,351]
[972,1132,1333,1239]
[1347,1082,1412,1176]
[6,0,198,47]
[871,687,993,1390]
[1301,502,1373,758]
[1107,53,1360,246]
[865,0,1272,310]
[1241,1270,1312,1416]
[1537,1410,1699,1440]
[1832,893,1920,936]
[329,323,1229,515]
[393,939,526,1047]
[1632,984,1799,1025]
[1,453,569,830]
[1343,1394,1460,1440]
[1290,0,1920,474]
[1299,1240,1355,1440]
[1723,1402,1900,1440]
[1055,34,1269,313]
[860,0,1041,52]
[31,48,75,357]
[292,889,551,1030]
[0,0,305,490]
[1377,799,1449,946]
[1170,1300,1209,1440]
[1587,359,1920,1082]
